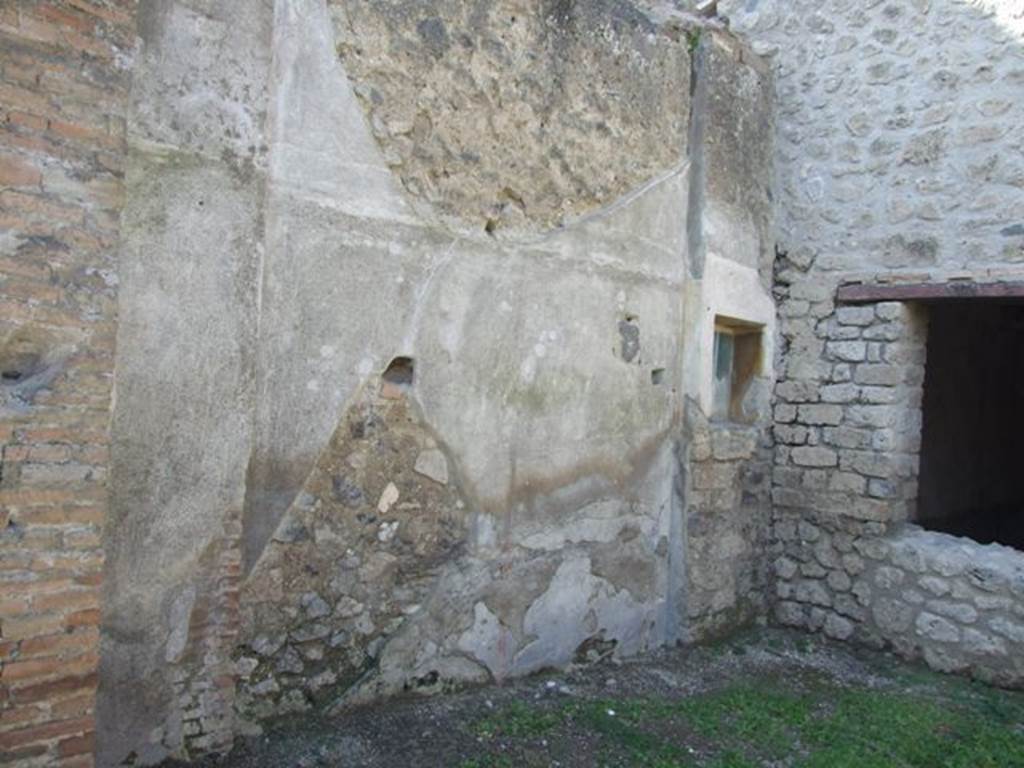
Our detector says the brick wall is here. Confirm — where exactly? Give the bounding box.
[0,2,135,766]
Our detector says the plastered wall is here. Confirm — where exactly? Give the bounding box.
[94,1,776,764]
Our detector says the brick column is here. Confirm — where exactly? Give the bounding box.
[0,3,136,766]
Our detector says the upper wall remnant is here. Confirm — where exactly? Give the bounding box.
[701,32,774,283]
[329,0,693,235]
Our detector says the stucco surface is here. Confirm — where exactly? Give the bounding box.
[99,1,775,763]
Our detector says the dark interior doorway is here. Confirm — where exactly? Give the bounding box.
[918,302,1024,549]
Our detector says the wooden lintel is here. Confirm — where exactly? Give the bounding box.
[836,281,1024,304]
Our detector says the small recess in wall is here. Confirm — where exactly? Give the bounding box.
[712,316,763,423]
[618,315,640,363]
[381,356,415,400]
[651,368,666,386]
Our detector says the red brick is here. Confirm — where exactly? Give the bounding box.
[0,704,47,728]
[58,730,94,757]
[63,530,102,550]
[50,691,94,720]
[73,572,103,588]
[18,504,104,526]
[7,110,50,131]
[12,14,62,47]
[0,275,63,303]
[11,673,97,706]
[0,152,41,187]
[0,83,54,117]
[0,596,31,616]
[0,640,18,659]
[38,4,95,34]
[18,628,98,659]
[0,578,75,596]
[65,609,100,628]
[0,190,84,224]
[0,487,101,507]
[32,588,100,613]
[0,716,93,750]
[0,614,66,642]
[66,0,133,27]
[1,4,130,757]
[3,657,62,683]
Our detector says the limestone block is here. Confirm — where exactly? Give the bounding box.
[916,612,960,643]
[873,597,914,634]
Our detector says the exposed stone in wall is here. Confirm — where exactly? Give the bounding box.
[0,3,135,766]
[728,0,1024,678]
[329,0,693,234]
[771,287,926,526]
[684,403,772,640]
[776,523,1024,686]
[720,0,1024,275]
[238,384,472,722]
[237,378,686,724]
[167,517,242,757]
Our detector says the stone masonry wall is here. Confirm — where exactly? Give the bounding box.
[0,2,135,767]
[776,523,1024,686]
[719,0,1024,679]
[721,0,1024,277]
[685,406,772,642]
[330,0,692,235]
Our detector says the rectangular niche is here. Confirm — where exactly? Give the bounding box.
[711,316,763,423]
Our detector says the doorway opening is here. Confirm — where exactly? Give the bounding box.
[917,302,1024,549]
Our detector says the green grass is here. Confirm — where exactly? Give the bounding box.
[474,700,565,739]
[466,669,1024,768]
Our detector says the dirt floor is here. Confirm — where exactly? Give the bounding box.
[167,628,1024,767]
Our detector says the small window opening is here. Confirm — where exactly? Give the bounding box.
[380,356,415,400]
[711,317,763,423]
[918,302,1024,549]
[651,368,666,386]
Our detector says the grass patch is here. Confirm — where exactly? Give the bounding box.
[466,669,1024,767]
[474,700,564,739]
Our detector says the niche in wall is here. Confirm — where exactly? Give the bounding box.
[711,316,763,423]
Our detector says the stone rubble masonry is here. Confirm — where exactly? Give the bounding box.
[236,387,476,723]
[685,402,773,641]
[719,0,1024,278]
[720,0,1024,681]
[330,0,692,235]
[774,524,1024,686]
[0,2,136,767]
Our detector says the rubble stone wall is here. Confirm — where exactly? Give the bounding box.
[719,0,1024,681]
[776,523,1024,686]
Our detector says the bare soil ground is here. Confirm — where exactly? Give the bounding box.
[165,628,1024,768]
